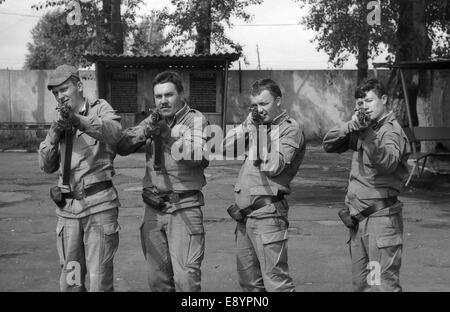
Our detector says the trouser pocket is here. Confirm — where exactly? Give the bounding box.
[101,222,120,266]
[56,220,66,266]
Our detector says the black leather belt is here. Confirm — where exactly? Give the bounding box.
[241,194,284,217]
[64,180,113,200]
[159,190,199,203]
[353,197,398,222]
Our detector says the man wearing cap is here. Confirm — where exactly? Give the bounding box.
[222,78,305,292]
[116,70,209,292]
[323,78,409,291]
[38,64,123,292]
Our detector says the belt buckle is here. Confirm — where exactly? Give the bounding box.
[73,184,86,200]
[168,193,179,203]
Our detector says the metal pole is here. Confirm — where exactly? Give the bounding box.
[372,66,378,78]
[7,68,12,124]
[222,60,230,135]
[256,44,261,70]
[400,68,413,130]
[400,68,416,155]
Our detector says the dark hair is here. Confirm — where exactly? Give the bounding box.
[250,78,282,99]
[152,70,184,93]
[355,78,386,99]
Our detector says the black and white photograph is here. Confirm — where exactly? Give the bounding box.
[0,0,449,301]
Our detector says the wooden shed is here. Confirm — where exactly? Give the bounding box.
[84,53,240,130]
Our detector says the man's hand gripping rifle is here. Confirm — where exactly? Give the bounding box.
[147,109,163,171]
[248,104,263,167]
[356,100,370,128]
[55,101,73,191]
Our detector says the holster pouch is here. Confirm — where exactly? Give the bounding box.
[227,204,245,222]
[142,188,165,210]
[338,208,358,229]
[50,186,66,208]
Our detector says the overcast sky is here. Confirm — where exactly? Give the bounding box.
[0,0,388,70]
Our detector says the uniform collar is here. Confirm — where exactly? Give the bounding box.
[373,111,394,131]
[168,102,189,127]
[271,110,289,125]
[77,99,88,116]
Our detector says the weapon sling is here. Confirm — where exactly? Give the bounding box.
[153,136,162,171]
[62,127,73,188]
[254,125,261,166]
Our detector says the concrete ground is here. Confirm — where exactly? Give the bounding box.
[0,146,449,292]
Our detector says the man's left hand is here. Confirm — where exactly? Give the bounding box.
[56,111,81,129]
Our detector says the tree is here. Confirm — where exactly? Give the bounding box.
[298,0,450,80]
[130,14,170,55]
[298,0,397,84]
[29,0,142,58]
[155,0,264,54]
[25,9,93,68]
[298,0,450,153]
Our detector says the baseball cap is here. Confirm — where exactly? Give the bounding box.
[47,64,80,90]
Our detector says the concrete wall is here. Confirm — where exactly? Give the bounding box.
[2,68,449,142]
[0,69,97,124]
[227,70,370,140]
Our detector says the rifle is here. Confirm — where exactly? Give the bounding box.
[248,104,263,167]
[56,101,73,191]
[356,106,370,127]
[149,109,162,171]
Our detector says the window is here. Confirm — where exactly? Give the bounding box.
[110,72,137,113]
[189,72,217,113]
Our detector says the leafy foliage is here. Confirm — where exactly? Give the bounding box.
[25,9,92,68]
[129,14,170,55]
[25,0,143,68]
[298,0,397,68]
[298,0,450,68]
[155,0,264,54]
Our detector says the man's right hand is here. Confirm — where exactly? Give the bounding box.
[143,115,161,138]
[347,112,369,133]
[242,112,258,133]
[48,121,65,144]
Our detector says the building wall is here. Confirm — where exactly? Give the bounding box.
[227,70,364,139]
[1,68,448,142]
[0,69,97,124]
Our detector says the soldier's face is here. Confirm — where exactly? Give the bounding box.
[51,79,83,111]
[356,90,387,122]
[249,90,282,124]
[154,82,184,118]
